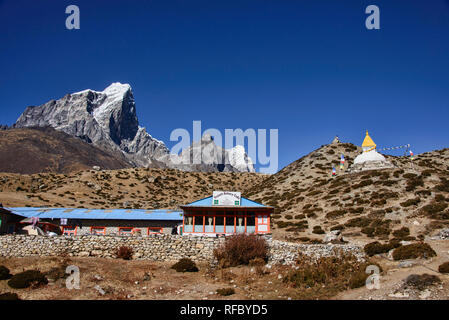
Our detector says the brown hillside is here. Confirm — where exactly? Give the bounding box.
[246,142,449,243]
[0,168,266,209]
[0,127,131,174]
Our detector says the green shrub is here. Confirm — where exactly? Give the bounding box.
[171,258,199,272]
[7,270,48,289]
[216,288,235,296]
[0,265,12,280]
[213,234,268,268]
[392,243,437,261]
[438,262,449,274]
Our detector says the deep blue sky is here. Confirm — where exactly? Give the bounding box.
[1,0,448,172]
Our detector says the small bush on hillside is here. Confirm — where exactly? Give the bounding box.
[405,177,424,191]
[400,198,421,207]
[171,258,199,272]
[7,270,48,289]
[0,292,20,300]
[435,260,449,274]
[345,217,371,228]
[312,226,325,234]
[364,241,399,256]
[214,234,268,268]
[283,252,381,299]
[436,178,449,192]
[216,288,235,296]
[403,173,417,179]
[421,202,448,219]
[115,246,134,260]
[392,227,410,239]
[348,207,364,214]
[276,221,293,228]
[325,210,346,219]
[353,179,373,189]
[404,274,440,291]
[0,265,12,280]
[436,262,449,274]
[392,243,436,261]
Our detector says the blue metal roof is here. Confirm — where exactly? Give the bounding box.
[5,207,183,221]
[183,196,270,208]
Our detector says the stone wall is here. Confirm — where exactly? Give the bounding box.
[0,234,364,264]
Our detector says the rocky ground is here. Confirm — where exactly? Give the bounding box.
[1,238,448,300]
[0,256,299,300]
[335,239,449,300]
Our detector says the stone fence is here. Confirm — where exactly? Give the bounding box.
[0,234,364,265]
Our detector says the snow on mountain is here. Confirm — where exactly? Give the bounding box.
[14,83,256,173]
[227,145,255,172]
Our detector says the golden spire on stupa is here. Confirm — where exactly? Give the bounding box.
[362,130,376,152]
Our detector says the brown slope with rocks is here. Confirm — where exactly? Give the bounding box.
[245,141,449,243]
[0,167,266,209]
[0,127,131,174]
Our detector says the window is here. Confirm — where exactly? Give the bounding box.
[184,216,193,233]
[194,216,204,233]
[225,216,235,233]
[147,227,162,235]
[215,216,224,233]
[62,226,77,236]
[118,227,133,236]
[246,216,256,234]
[90,227,106,235]
[257,215,269,233]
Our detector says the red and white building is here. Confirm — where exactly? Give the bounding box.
[180,191,273,236]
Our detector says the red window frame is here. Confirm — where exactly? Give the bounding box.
[256,214,270,233]
[62,226,77,236]
[147,227,163,235]
[90,226,106,235]
[118,227,133,236]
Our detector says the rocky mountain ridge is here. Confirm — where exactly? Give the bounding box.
[14,83,254,173]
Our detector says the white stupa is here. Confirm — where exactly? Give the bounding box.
[349,131,394,172]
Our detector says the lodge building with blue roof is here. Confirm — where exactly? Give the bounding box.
[0,191,273,237]
[180,191,273,236]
